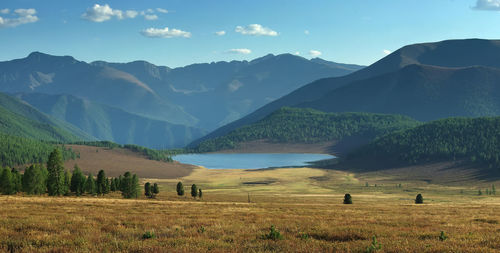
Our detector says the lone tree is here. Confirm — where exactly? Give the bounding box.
[415,193,424,204]
[176,181,184,196]
[47,148,66,196]
[198,188,203,199]
[144,182,152,198]
[191,184,198,198]
[343,193,353,204]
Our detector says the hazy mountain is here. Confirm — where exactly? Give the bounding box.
[300,64,500,120]
[195,39,500,145]
[15,93,206,149]
[0,92,91,142]
[0,52,197,126]
[93,53,364,130]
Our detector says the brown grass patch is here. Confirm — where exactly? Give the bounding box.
[64,145,196,178]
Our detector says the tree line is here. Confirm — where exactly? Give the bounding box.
[194,107,420,152]
[0,148,141,198]
[0,133,77,167]
[70,141,177,162]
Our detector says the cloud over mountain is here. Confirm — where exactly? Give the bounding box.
[141,27,191,38]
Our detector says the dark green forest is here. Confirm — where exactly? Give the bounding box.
[0,133,76,167]
[349,117,500,169]
[195,107,421,152]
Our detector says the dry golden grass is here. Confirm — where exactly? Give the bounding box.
[2,164,500,252]
[63,145,196,178]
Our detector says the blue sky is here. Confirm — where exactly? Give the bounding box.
[1,0,500,67]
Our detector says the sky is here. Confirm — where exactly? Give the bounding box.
[1,0,500,67]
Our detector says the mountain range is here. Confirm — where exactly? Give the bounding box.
[0,52,363,147]
[196,39,500,145]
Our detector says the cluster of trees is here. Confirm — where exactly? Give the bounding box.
[195,107,420,152]
[144,182,159,198]
[176,182,202,199]
[70,141,175,162]
[0,148,141,198]
[350,117,500,170]
[0,133,76,167]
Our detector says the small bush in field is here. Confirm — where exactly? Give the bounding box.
[262,225,283,240]
[142,231,156,239]
[366,236,382,252]
[439,231,448,241]
[343,193,353,204]
[415,194,423,204]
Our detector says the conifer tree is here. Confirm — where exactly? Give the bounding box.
[63,170,71,196]
[22,164,46,195]
[198,188,203,199]
[145,182,152,198]
[11,168,22,193]
[46,148,65,196]
[191,184,198,198]
[152,183,159,196]
[415,194,424,204]
[70,165,86,196]
[120,172,140,198]
[85,173,96,195]
[0,167,14,195]
[343,193,353,204]
[96,170,107,195]
[176,181,184,196]
[110,178,117,192]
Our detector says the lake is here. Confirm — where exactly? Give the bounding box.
[172,153,335,169]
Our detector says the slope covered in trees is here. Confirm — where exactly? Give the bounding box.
[348,117,500,170]
[194,107,420,152]
[0,92,90,142]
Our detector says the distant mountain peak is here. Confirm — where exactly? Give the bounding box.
[26,51,78,64]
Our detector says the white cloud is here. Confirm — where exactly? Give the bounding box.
[215,30,226,36]
[383,49,392,55]
[125,10,138,19]
[473,0,500,10]
[82,4,130,22]
[235,24,278,36]
[156,8,168,13]
[144,14,158,20]
[0,9,10,14]
[0,8,39,28]
[304,30,310,35]
[309,50,322,57]
[141,27,191,38]
[226,48,252,54]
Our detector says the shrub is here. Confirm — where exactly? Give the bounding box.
[415,194,423,204]
[439,231,448,241]
[262,225,283,240]
[142,231,156,240]
[366,235,382,252]
[176,182,184,196]
[343,193,353,204]
[191,184,198,198]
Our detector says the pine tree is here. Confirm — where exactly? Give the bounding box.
[0,167,14,195]
[176,181,184,196]
[145,182,152,198]
[191,184,198,198]
[70,165,86,196]
[198,188,203,199]
[63,170,71,196]
[104,178,110,194]
[22,164,47,195]
[46,148,65,196]
[152,183,159,197]
[492,184,496,195]
[415,194,424,204]
[85,173,96,195]
[120,172,140,199]
[110,178,117,192]
[11,168,22,193]
[96,170,107,195]
[343,193,353,204]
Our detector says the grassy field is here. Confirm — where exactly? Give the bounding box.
[1,163,500,252]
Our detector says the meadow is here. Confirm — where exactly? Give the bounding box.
[1,164,499,252]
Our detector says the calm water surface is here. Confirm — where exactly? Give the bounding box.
[173,153,335,169]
